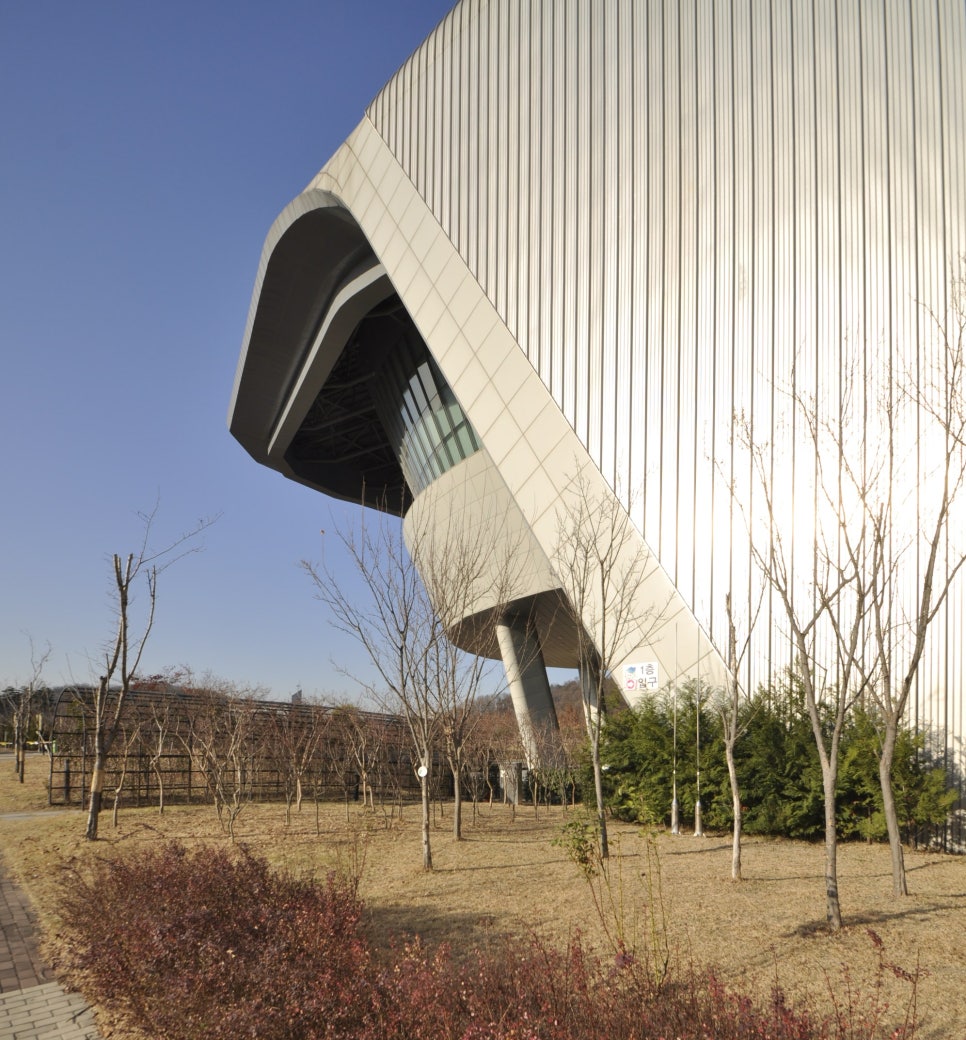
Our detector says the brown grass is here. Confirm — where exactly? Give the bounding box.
[2,754,964,1039]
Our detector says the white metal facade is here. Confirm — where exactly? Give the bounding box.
[232,0,966,813]
[362,0,966,783]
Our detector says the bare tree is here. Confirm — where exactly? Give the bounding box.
[305,506,442,869]
[330,703,394,817]
[324,704,372,823]
[718,593,762,881]
[735,292,966,908]
[110,719,142,828]
[407,511,512,841]
[219,694,264,842]
[734,366,883,929]
[465,703,522,813]
[719,273,966,926]
[268,699,325,824]
[146,693,175,814]
[9,638,51,784]
[176,683,225,826]
[181,680,265,841]
[850,300,966,895]
[531,715,579,812]
[84,506,214,841]
[553,471,665,859]
[305,489,517,861]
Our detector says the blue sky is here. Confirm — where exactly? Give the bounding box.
[0,0,457,699]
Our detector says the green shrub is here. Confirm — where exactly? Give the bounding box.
[597,678,955,846]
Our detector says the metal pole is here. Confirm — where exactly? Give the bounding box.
[671,685,679,834]
[694,681,703,837]
[672,628,679,834]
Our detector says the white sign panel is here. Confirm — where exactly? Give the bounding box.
[623,661,659,693]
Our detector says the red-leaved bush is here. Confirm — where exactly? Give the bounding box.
[56,843,917,1040]
[57,843,371,1039]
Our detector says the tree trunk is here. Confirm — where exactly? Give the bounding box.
[452,764,463,840]
[14,720,26,783]
[878,724,909,896]
[822,769,842,930]
[725,739,742,881]
[153,768,165,814]
[591,747,609,859]
[86,762,105,841]
[111,755,130,829]
[420,773,433,870]
[581,655,609,858]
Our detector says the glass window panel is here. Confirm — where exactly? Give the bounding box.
[456,424,477,458]
[369,328,482,495]
[401,387,419,425]
[408,371,430,414]
[409,428,431,471]
[416,362,438,405]
[425,409,456,469]
[414,414,441,457]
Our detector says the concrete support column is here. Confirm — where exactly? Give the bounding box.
[496,617,558,768]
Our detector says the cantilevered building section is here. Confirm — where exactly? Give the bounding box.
[231,1,966,820]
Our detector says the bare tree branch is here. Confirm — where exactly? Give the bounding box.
[84,508,217,840]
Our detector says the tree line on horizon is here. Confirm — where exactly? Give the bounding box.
[5,663,958,854]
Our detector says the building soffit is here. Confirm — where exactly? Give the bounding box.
[229,189,432,510]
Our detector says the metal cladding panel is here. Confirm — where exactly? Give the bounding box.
[364,0,966,780]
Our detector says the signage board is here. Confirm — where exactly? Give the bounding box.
[623,661,659,693]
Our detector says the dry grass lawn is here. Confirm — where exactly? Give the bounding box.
[2,754,965,1039]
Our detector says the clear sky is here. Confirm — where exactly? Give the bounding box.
[0,0,458,700]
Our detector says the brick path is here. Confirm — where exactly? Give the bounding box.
[0,860,101,1039]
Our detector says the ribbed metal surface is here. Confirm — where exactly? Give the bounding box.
[367,0,966,802]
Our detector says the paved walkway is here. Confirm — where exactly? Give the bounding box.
[0,862,101,1040]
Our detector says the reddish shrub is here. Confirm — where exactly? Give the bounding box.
[57,844,917,1040]
[362,930,821,1040]
[58,842,371,1039]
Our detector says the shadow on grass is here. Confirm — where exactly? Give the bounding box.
[788,897,966,939]
[363,901,522,953]
[426,854,576,874]
[662,840,732,857]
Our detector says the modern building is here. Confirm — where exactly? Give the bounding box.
[230,1,966,809]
